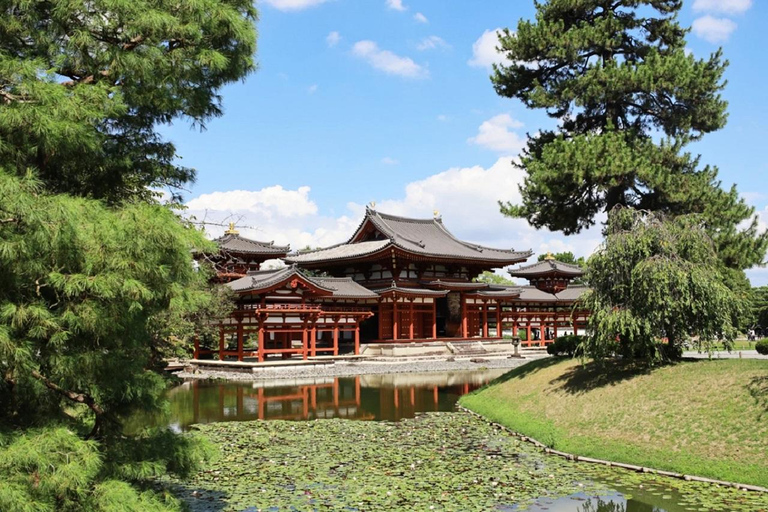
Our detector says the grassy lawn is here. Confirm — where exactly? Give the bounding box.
[460,358,768,487]
[731,339,762,351]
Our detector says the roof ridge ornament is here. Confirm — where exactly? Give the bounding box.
[225,222,239,235]
[544,252,555,261]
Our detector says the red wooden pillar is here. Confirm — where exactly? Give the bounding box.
[377,302,383,341]
[461,297,468,338]
[393,298,399,341]
[432,300,437,339]
[527,324,532,346]
[408,299,414,340]
[309,325,316,359]
[257,325,265,363]
[574,323,578,336]
[301,319,308,360]
[218,324,225,361]
[482,302,489,338]
[354,325,360,355]
[496,303,502,338]
[333,325,339,356]
[236,319,244,361]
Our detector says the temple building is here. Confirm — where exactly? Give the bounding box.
[205,223,289,282]
[197,208,589,361]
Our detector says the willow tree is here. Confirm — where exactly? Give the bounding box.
[0,0,257,202]
[494,0,766,271]
[582,208,747,362]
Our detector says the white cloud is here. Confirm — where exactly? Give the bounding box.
[307,84,318,94]
[352,40,428,79]
[185,186,363,249]
[414,12,428,23]
[381,157,400,165]
[187,186,318,219]
[353,157,603,261]
[326,31,341,47]
[187,159,603,265]
[468,28,505,68]
[417,35,449,51]
[693,0,752,15]
[386,0,406,11]
[437,114,448,122]
[468,114,527,153]
[261,0,331,11]
[692,16,737,43]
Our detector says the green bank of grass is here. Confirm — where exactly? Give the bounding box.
[460,358,768,487]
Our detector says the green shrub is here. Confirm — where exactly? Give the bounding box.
[756,340,768,355]
[547,335,584,357]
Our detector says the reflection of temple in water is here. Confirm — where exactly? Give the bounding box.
[175,370,506,428]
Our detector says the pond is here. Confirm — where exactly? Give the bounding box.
[142,370,768,512]
[129,368,510,431]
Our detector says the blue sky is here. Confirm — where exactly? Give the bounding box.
[171,0,768,285]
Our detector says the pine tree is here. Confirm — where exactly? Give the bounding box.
[494,0,766,270]
[0,3,254,507]
[0,171,230,510]
[0,0,257,202]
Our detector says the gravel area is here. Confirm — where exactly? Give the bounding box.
[176,353,549,382]
[683,349,768,360]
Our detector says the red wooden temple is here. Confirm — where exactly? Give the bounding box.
[204,223,290,282]
[197,208,589,360]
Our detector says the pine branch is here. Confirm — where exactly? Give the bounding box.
[30,370,105,416]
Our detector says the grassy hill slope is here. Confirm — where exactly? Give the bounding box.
[460,358,768,487]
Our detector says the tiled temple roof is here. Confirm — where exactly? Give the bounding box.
[226,266,376,298]
[372,285,450,297]
[215,233,290,256]
[508,258,584,278]
[286,209,532,265]
[311,277,380,299]
[517,285,590,302]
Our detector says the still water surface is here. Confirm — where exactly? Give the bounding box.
[140,369,763,512]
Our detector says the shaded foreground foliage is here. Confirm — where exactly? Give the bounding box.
[460,358,768,488]
[169,412,768,511]
[0,172,228,510]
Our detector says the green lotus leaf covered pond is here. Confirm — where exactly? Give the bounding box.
[161,412,768,511]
